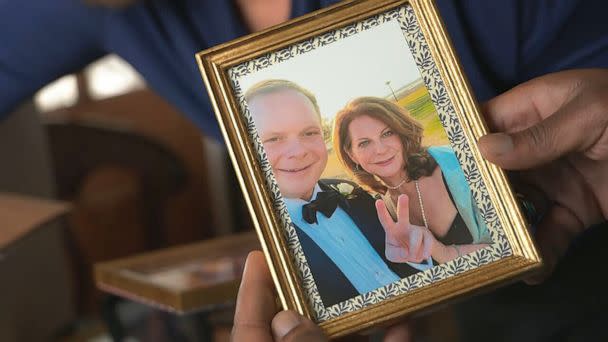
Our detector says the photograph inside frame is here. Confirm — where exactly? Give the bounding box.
[229,5,510,322]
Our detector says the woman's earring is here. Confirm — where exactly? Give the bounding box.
[353,163,360,172]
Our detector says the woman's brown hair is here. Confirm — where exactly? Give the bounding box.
[333,96,437,194]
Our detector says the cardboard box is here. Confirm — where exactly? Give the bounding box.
[0,193,75,341]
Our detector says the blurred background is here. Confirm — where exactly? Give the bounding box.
[0,53,252,341]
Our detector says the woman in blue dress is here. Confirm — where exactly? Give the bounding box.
[333,96,491,265]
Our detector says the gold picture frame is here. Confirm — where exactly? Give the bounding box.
[196,0,541,338]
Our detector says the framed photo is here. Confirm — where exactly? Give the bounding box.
[95,231,257,314]
[197,0,541,337]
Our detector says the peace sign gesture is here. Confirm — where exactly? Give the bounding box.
[376,194,434,263]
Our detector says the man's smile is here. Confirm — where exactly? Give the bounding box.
[278,163,314,174]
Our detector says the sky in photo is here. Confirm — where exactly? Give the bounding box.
[238,20,421,120]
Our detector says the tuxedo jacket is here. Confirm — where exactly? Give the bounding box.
[293,179,420,307]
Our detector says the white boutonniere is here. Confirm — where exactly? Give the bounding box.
[331,182,357,199]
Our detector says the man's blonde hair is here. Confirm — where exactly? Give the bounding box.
[244,79,322,120]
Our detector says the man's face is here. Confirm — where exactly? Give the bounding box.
[249,89,328,200]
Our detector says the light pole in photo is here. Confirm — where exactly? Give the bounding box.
[386,80,398,101]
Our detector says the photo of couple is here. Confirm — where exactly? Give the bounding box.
[238,20,492,308]
[244,79,491,307]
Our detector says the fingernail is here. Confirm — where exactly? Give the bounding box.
[479,133,513,156]
[272,311,303,339]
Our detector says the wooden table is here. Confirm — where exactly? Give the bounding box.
[94,231,260,315]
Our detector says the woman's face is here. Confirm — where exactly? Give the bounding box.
[346,115,405,182]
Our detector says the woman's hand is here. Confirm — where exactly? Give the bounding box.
[376,194,434,263]
[478,68,608,283]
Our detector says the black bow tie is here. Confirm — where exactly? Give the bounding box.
[302,190,347,224]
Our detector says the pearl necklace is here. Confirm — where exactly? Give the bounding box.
[385,177,408,190]
[414,180,429,230]
[386,178,428,229]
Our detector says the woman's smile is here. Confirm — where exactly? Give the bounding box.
[373,155,396,167]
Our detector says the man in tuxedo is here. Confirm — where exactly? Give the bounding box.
[245,79,421,307]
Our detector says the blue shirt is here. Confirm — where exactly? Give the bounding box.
[2,1,608,141]
[284,185,400,295]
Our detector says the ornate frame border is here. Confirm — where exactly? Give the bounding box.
[197,0,541,338]
[228,5,511,322]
